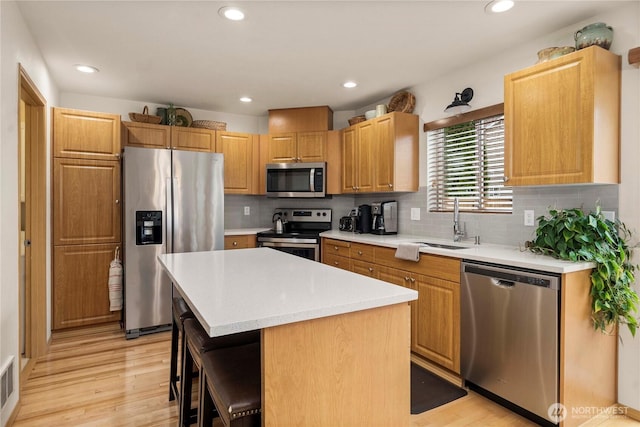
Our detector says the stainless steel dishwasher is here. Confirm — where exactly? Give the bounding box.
[461,261,560,425]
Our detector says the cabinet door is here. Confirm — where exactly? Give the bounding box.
[53,243,121,330]
[351,259,378,278]
[53,158,121,246]
[341,126,357,193]
[413,274,460,373]
[171,127,216,152]
[122,121,170,149]
[268,133,297,162]
[296,131,326,162]
[216,131,256,194]
[53,108,121,160]
[504,46,620,185]
[356,121,375,192]
[373,115,395,192]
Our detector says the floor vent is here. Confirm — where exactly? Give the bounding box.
[1,356,14,408]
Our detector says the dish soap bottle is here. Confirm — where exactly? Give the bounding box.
[166,103,176,126]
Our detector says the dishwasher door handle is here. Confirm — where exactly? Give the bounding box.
[491,278,515,289]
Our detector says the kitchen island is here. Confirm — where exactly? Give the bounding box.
[158,247,418,426]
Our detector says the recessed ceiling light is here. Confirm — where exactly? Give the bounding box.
[240,97,252,103]
[485,0,514,13]
[343,81,357,89]
[75,64,99,73]
[219,6,245,21]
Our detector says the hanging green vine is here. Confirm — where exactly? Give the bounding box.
[528,206,638,336]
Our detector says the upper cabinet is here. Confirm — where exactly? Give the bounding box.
[268,106,333,133]
[342,112,418,194]
[215,131,259,194]
[504,46,621,186]
[267,131,327,163]
[53,108,121,160]
[122,121,215,152]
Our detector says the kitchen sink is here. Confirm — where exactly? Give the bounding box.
[415,242,469,250]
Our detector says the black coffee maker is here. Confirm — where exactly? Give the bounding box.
[357,204,372,233]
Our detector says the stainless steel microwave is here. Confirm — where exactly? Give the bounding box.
[266,162,326,198]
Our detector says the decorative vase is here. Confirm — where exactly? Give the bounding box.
[166,103,176,126]
[574,22,613,50]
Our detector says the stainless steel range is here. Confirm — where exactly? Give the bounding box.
[257,208,332,262]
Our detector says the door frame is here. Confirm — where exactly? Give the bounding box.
[18,64,48,365]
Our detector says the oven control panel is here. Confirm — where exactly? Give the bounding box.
[276,208,332,223]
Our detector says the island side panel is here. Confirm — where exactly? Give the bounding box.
[560,269,617,427]
[262,302,411,427]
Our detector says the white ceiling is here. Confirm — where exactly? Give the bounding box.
[16,1,628,116]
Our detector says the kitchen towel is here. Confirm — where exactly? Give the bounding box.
[395,242,421,262]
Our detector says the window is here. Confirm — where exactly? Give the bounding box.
[427,113,512,213]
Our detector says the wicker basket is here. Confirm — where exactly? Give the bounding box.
[128,106,162,124]
[191,120,227,131]
[388,91,416,114]
[348,115,366,126]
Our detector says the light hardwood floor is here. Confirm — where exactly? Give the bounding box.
[11,323,640,427]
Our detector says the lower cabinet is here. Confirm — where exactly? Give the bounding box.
[321,238,461,374]
[53,243,121,329]
[224,234,257,250]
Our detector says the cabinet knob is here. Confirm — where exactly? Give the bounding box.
[334,261,339,265]
[115,199,119,204]
[334,246,338,251]
[503,176,509,182]
[410,277,416,283]
[358,250,363,256]
[388,183,393,188]
[368,267,374,272]
[114,153,121,158]
[404,276,410,281]
[352,186,356,190]
[297,157,302,162]
[233,241,238,246]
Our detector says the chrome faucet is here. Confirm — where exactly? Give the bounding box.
[453,198,465,242]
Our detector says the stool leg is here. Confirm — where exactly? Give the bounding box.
[198,368,213,427]
[169,318,179,401]
[179,338,193,427]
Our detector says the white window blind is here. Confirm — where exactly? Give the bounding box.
[427,114,512,213]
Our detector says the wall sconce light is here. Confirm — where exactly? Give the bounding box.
[444,88,474,114]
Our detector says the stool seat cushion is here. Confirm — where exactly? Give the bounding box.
[183,318,260,354]
[172,297,194,323]
[202,342,261,425]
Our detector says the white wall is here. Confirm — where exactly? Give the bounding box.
[0,1,59,424]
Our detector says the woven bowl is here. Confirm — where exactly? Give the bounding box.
[388,91,416,114]
[128,106,162,124]
[191,120,227,131]
[348,115,366,126]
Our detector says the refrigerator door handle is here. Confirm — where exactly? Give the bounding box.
[166,177,174,254]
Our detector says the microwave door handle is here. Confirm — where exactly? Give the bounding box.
[309,168,315,191]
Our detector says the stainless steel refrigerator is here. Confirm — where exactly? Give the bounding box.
[123,146,224,338]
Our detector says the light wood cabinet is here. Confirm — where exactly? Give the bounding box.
[52,107,122,330]
[216,131,259,194]
[268,106,333,133]
[342,112,418,193]
[224,234,257,250]
[53,158,121,246]
[504,46,621,186]
[53,243,121,329]
[122,121,216,152]
[53,108,121,160]
[267,131,327,163]
[321,238,461,373]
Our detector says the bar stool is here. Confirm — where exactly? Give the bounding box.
[170,297,194,402]
[199,342,261,427]
[180,318,260,427]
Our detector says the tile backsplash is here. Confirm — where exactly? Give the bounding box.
[224,184,619,247]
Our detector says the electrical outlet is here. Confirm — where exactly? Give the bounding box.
[411,208,421,221]
[602,210,615,221]
[244,206,250,216]
[524,210,535,227]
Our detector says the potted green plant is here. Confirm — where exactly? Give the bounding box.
[529,206,638,336]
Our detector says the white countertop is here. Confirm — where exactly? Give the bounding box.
[320,230,595,274]
[224,228,270,236]
[158,248,417,337]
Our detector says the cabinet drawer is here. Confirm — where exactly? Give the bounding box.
[374,246,460,283]
[224,235,256,250]
[352,260,378,278]
[350,242,374,262]
[323,238,351,256]
[323,253,351,271]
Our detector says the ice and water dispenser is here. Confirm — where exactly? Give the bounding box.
[135,211,162,245]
